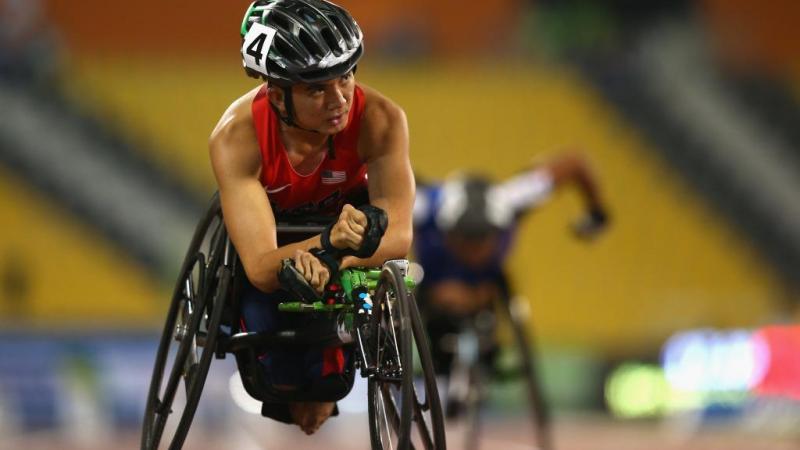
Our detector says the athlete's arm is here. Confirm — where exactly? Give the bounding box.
[544,151,605,213]
[341,85,414,268]
[209,90,326,293]
[497,150,606,216]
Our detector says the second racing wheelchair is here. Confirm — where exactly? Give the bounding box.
[140,194,446,449]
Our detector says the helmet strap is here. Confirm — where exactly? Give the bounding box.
[269,85,337,160]
[327,135,336,160]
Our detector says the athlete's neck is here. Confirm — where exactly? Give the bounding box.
[279,121,330,153]
[279,122,330,174]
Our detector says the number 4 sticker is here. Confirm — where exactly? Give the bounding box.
[242,22,277,73]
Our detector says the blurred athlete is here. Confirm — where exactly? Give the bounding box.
[209,0,413,435]
[413,151,609,379]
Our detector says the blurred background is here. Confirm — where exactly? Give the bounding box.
[2,0,800,448]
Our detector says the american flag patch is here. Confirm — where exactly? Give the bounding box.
[321,170,346,184]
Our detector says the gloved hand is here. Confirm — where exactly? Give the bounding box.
[277,259,318,303]
[572,206,609,240]
[321,204,388,258]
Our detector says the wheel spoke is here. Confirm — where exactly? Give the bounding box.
[160,298,195,414]
[411,383,434,450]
[376,316,385,368]
[380,384,402,435]
[378,391,395,450]
[386,298,403,372]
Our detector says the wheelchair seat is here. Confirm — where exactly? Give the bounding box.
[224,305,357,422]
[226,328,357,401]
[219,217,358,419]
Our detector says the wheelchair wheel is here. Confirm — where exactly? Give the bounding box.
[496,295,552,450]
[451,346,489,450]
[141,196,231,450]
[368,261,446,450]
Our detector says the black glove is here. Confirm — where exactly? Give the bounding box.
[352,204,388,258]
[572,207,609,240]
[309,247,340,281]
[320,204,388,258]
[277,259,319,303]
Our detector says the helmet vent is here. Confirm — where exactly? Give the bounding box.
[320,28,341,56]
[298,29,324,58]
[328,15,352,43]
[296,6,319,24]
[274,37,301,61]
[267,12,291,33]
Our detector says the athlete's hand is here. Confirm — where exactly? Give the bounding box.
[572,206,609,241]
[329,204,367,251]
[293,249,330,294]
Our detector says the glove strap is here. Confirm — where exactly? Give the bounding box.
[309,248,340,280]
[352,204,388,258]
[319,204,389,259]
[320,222,340,256]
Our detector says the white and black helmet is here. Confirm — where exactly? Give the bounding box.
[436,175,515,239]
[240,0,364,86]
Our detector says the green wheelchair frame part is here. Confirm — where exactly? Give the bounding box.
[277,268,416,315]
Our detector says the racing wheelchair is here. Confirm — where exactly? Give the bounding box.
[140,193,446,449]
[419,277,552,450]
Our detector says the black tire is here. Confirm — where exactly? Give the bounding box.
[438,317,489,450]
[497,296,552,450]
[461,365,486,450]
[141,195,230,450]
[368,261,446,450]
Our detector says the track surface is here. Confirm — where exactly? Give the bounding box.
[3,414,797,450]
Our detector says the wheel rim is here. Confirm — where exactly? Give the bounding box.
[142,200,227,450]
[406,288,446,450]
[368,263,446,450]
[369,266,411,449]
[147,261,206,449]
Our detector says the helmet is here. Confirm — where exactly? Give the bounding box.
[240,0,364,86]
[435,174,514,239]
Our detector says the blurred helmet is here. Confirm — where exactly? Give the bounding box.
[240,0,364,85]
[435,174,514,239]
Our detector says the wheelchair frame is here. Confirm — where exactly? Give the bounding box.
[421,277,553,450]
[140,194,446,450]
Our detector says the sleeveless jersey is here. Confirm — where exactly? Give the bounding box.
[252,85,369,219]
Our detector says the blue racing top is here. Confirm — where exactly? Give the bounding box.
[412,168,554,285]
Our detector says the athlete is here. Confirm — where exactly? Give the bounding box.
[209,0,413,435]
[413,151,608,384]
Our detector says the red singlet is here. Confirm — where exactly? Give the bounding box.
[252,85,368,218]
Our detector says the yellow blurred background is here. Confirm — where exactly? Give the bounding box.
[2,0,800,444]
[0,0,794,360]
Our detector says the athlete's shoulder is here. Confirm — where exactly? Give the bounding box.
[209,85,263,177]
[357,83,408,159]
[209,85,261,147]
[359,83,406,127]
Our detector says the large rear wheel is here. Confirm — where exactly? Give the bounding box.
[501,295,552,450]
[141,196,231,450]
[368,261,446,450]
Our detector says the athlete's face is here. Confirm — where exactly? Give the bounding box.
[291,71,355,134]
[445,233,501,270]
